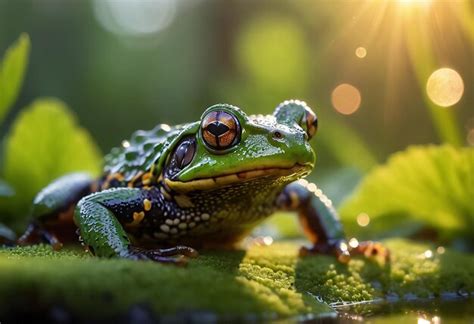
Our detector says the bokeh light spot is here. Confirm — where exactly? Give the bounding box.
[356,213,370,227]
[348,238,359,249]
[426,68,464,107]
[355,47,367,58]
[331,83,362,115]
[93,0,176,37]
[263,236,274,246]
[423,250,433,259]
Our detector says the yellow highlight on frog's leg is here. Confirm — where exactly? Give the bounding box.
[143,199,152,211]
[129,211,145,226]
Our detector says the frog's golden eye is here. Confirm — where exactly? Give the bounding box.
[201,111,241,150]
[304,107,318,140]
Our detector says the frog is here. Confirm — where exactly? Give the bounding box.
[15,100,387,264]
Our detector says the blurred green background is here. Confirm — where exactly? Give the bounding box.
[0,0,472,204]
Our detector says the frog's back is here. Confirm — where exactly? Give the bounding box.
[102,123,190,185]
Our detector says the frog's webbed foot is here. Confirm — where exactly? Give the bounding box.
[348,240,390,261]
[300,239,389,263]
[17,222,63,251]
[127,246,199,266]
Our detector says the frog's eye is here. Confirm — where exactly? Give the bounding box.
[165,137,196,179]
[201,110,241,150]
[303,107,318,140]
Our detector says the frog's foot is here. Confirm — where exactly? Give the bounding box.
[127,246,199,266]
[349,240,390,261]
[299,239,351,263]
[17,222,63,251]
[300,239,390,263]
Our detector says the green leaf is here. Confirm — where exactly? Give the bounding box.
[0,34,30,123]
[2,98,101,226]
[339,145,474,240]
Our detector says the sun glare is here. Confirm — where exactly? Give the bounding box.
[397,0,432,7]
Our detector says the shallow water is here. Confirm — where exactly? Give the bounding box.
[333,296,474,323]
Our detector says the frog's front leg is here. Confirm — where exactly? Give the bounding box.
[276,181,388,263]
[74,188,197,264]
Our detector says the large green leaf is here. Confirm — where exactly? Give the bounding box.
[339,145,474,240]
[0,34,30,123]
[2,98,101,226]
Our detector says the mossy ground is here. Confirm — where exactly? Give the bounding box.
[0,239,473,320]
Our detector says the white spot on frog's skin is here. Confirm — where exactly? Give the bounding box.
[165,219,173,226]
[161,124,171,132]
[201,213,210,220]
[178,223,187,229]
[194,217,200,222]
[122,140,130,148]
[170,228,178,234]
[160,224,170,232]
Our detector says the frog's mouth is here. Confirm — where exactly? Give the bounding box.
[164,163,311,192]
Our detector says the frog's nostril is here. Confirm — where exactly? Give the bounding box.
[272,131,283,140]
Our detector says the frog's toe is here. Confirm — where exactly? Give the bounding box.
[156,246,199,258]
[17,222,63,251]
[127,246,198,265]
[350,241,390,261]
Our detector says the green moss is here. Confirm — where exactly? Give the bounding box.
[0,239,472,319]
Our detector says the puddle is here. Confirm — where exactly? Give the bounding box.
[331,296,474,323]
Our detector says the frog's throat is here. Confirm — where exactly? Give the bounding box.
[164,164,310,193]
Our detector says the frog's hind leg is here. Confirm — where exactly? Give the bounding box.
[276,181,389,263]
[75,187,198,265]
[18,173,95,249]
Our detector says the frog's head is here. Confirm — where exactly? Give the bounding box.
[163,100,317,192]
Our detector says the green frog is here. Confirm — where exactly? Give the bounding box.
[16,100,387,264]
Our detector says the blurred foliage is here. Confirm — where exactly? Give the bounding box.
[0,33,29,123]
[1,99,101,228]
[0,35,101,229]
[0,1,472,247]
[404,15,463,146]
[235,15,309,98]
[217,14,379,177]
[340,145,474,242]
